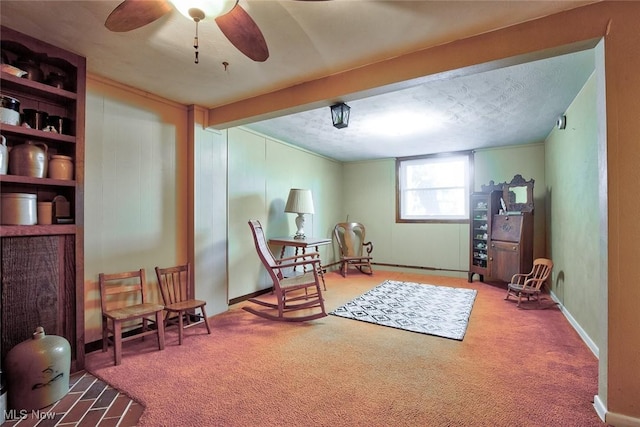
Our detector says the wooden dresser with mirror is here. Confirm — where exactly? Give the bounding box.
[468,175,534,284]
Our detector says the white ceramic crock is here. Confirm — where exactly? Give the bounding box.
[0,94,20,126]
[0,193,37,225]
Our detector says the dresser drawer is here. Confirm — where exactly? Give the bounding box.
[491,214,523,242]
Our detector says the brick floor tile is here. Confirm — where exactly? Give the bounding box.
[3,412,41,427]
[104,394,131,418]
[51,391,83,414]
[77,408,106,427]
[81,380,108,400]
[92,387,119,409]
[6,371,142,427]
[69,375,96,393]
[69,371,86,388]
[32,412,65,427]
[58,399,93,424]
[96,416,120,427]
[119,402,145,427]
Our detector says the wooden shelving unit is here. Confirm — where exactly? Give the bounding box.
[1,26,85,371]
[468,190,501,282]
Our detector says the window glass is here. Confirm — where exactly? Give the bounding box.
[397,153,472,222]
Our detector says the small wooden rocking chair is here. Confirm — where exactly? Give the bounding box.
[244,220,327,322]
[505,258,554,307]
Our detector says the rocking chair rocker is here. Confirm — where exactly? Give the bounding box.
[244,220,327,322]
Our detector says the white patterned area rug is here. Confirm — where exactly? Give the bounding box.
[330,280,477,340]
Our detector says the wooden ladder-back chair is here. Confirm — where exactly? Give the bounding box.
[244,220,327,322]
[505,258,554,307]
[155,262,211,345]
[99,269,165,366]
[334,222,374,277]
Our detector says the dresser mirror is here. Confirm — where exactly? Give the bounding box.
[503,174,534,213]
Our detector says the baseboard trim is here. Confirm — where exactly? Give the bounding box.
[372,262,467,273]
[549,291,599,358]
[605,409,640,427]
[594,394,607,423]
[550,293,611,424]
[84,322,164,355]
[529,293,640,426]
[229,287,272,306]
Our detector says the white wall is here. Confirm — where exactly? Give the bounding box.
[341,145,546,277]
[192,110,228,316]
[227,127,343,299]
[84,77,189,342]
[545,71,601,350]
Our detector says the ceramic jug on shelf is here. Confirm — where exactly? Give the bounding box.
[8,140,48,178]
[0,135,7,174]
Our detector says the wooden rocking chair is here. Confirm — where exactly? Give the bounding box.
[244,220,327,322]
[505,258,554,307]
[334,222,373,277]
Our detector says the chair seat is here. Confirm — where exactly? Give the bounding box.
[99,269,166,365]
[104,303,164,320]
[504,258,553,308]
[508,283,535,292]
[155,263,212,345]
[165,299,207,312]
[280,271,318,289]
[342,256,372,261]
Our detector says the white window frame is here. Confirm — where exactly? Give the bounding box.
[396,152,473,223]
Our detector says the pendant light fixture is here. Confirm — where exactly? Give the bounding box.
[330,102,351,129]
[172,0,238,63]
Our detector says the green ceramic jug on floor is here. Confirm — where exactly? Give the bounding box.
[5,326,70,411]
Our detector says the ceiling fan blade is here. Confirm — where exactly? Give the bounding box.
[215,5,269,62]
[105,0,172,32]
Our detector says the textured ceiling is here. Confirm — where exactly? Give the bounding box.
[246,49,595,161]
[0,0,598,162]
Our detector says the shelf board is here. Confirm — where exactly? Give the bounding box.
[0,122,76,143]
[0,224,76,237]
[1,71,77,102]
[0,175,76,186]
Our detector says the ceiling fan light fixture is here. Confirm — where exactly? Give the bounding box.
[172,0,237,21]
[330,103,351,129]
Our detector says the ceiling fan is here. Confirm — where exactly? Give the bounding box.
[105,0,285,62]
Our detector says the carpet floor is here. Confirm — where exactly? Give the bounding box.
[86,271,605,427]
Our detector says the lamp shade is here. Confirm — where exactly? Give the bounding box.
[285,189,314,214]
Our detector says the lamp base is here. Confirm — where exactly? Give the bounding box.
[293,213,306,240]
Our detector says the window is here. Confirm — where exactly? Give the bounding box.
[396,152,472,222]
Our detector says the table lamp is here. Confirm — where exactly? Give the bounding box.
[284,189,314,239]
